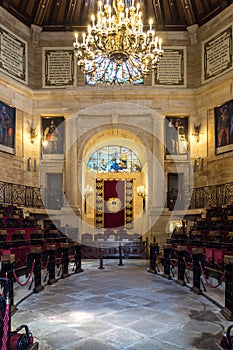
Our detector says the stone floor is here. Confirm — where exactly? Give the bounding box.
[10,259,231,350]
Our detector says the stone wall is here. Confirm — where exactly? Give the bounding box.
[0,4,232,223]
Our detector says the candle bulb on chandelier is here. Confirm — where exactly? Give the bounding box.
[73,0,163,84]
[149,18,153,31]
[91,15,95,27]
[159,38,162,50]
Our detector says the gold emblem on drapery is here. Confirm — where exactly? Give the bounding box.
[106,197,122,213]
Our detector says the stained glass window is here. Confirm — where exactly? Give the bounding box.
[87,146,141,173]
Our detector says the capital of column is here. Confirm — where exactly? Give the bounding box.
[31,24,43,46]
[187,24,199,45]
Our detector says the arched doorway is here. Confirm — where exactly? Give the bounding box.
[81,129,148,242]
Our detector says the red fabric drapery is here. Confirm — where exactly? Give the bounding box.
[104,180,125,228]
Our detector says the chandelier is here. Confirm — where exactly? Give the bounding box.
[73,0,163,85]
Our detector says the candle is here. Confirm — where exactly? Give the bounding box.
[159,38,162,50]
[149,18,153,31]
[91,15,95,27]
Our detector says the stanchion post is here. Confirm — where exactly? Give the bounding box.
[1,254,16,314]
[118,243,124,266]
[73,244,83,273]
[221,255,233,320]
[98,244,105,270]
[147,243,157,274]
[45,244,57,285]
[176,246,187,286]
[59,243,70,279]
[190,247,204,295]
[162,243,172,279]
[29,247,44,293]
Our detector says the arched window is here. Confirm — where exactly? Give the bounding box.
[86,146,141,173]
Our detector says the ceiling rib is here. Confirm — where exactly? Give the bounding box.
[180,0,196,25]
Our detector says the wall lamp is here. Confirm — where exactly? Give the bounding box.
[192,123,201,143]
[83,185,93,214]
[194,157,204,172]
[29,120,37,144]
[137,185,147,212]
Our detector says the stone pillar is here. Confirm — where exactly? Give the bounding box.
[190,247,204,295]
[151,117,165,209]
[31,24,42,46]
[163,244,173,279]
[187,24,199,45]
[65,117,78,210]
[222,255,233,320]
[176,246,187,286]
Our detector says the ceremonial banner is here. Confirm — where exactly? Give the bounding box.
[95,179,133,229]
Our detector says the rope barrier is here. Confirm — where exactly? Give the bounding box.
[55,253,63,266]
[13,260,35,287]
[199,261,225,289]
[41,255,49,269]
[81,250,100,259]
[169,255,178,267]
[1,302,10,350]
[183,257,193,270]
[122,246,145,254]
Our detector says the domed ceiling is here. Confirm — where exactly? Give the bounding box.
[0,0,232,32]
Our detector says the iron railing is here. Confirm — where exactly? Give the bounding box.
[167,182,233,210]
[0,180,232,211]
[189,182,233,209]
[0,181,63,210]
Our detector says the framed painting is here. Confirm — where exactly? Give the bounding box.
[165,116,188,158]
[0,101,16,154]
[41,116,65,157]
[214,99,233,154]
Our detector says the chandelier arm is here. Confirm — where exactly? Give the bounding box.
[73,0,163,84]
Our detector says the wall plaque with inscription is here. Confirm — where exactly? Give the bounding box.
[154,47,186,87]
[202,26,232,83]
[0,26,28,84]
[43,48,76,88]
